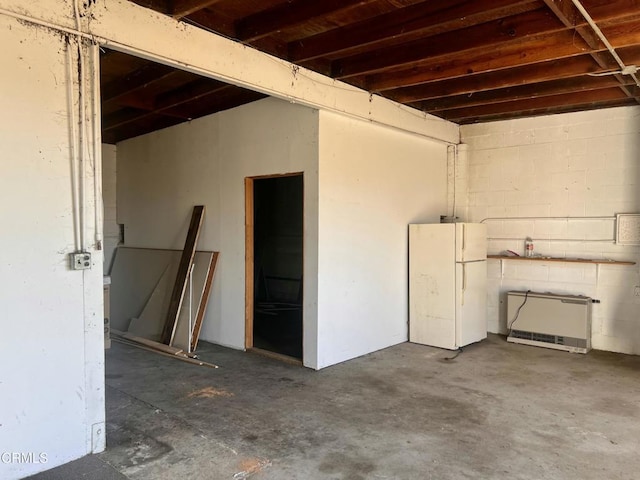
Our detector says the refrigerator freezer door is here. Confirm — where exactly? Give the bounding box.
[455,261,488,347]
[409,224,456,349]
[455,223,487,262]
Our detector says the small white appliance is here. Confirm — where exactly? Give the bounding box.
[409,223,487,350]
[506,291,591,354]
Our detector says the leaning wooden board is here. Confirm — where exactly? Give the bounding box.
[162,205,205,345]
[190,252,218,351]
[171,252,217,351]
[110,247,218,349]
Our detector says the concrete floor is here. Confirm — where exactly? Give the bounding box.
[31,335,640,479]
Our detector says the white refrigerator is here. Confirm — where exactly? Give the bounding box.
[409,223,487,350]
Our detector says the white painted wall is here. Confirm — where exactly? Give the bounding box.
[117,98,320,367]
[317,111,448,368]
[102,144,119,272]
[461,106,640,354]
[0,16,104,480]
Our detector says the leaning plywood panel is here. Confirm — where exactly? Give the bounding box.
[112,247,218,348]
[109,248,175,331]
[127,264,175,341]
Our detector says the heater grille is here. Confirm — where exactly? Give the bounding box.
[506,291,591,353]
[512,330,566,345]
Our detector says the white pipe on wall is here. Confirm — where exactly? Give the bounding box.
[73,0,87,252]
[480,216,615,223]
[488,237,614,243]
[66,38,82,252]
[91,43,104,250]
[446,144,457,218]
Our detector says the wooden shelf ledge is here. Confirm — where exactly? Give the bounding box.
[487,255,635,266]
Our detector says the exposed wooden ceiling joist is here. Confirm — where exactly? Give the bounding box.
[120,0,640,128]
[365,17,640,92]
[386,56,601,103]
[288,0,541,62]
[441,89,632,123]
[100,50,266,143]
[235,0,379,42]
[171,0,224,19]
[101,63,177,103]
[416,76,637,112]
[542,0,639,101]
[332,8,564,79]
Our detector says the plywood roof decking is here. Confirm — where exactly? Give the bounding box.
[105,0,640,142]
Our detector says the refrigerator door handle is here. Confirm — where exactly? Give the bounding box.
[460,264,466,306]
[462,263,467,292]
[461,224,466,261]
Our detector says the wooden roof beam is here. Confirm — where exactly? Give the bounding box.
[101,62,178,105]
[171,0,224,20]
[365,18,640,91]
[288,0,540,62]
[452,98,635,123]
[332,9,564,79]
[386,55,602,103]
[102,90,266,144]
[335,0,640,79]
[103,79,231,131]
[181,8,235,38]
[129,0,171,14]
[439,88,629,122]
[235,0,378,43]
[386,45,640,103]
[418,76,636,112]
[543,0,638,101]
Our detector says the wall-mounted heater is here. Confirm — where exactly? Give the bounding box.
[507,291,591,354]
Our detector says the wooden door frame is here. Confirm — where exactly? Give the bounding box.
[244,172,304,351]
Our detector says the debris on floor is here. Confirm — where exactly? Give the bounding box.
[187,386,234,398]
[111,330,219,368]
[233,458,272,479]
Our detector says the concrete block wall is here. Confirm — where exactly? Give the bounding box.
[461,106,640,354]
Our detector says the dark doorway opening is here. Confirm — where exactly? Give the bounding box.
[251,174,303,360]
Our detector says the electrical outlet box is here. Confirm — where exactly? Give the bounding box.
[71,252,92,270]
